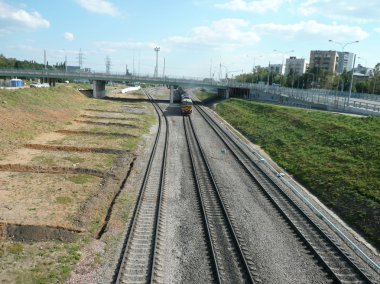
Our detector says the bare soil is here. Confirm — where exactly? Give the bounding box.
[0,87,156,283]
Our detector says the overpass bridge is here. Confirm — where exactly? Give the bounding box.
[0,68,250,99]
[1,68,379,116]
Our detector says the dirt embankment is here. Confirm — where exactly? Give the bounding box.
[0,85,155,283]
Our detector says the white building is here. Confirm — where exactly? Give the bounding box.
[337,52,355,73]
[285,57,307,75]
[355,64,374,77]
[268,64,285,74]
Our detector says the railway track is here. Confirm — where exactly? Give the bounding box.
[113,91,168,283]
[194,103,375,283]
[183,115,255,284]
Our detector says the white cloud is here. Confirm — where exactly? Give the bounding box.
[64,32,74,41]
[375,28,380,33]
[215,0,284,13]
[167,18,260,50]
[298,0,380,23]
[75,0,118,17]
[252,20,368,41]
[0,1,50,35]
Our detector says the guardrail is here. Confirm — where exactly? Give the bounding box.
[250,84,380,114]
[0,68,243,89]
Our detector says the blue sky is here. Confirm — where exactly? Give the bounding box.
[1,0,379,78]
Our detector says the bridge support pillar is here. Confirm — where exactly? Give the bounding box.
[225,88,230,99]
[48,78,56,87]
[93,80,106,98]
[218,88,230,99]
[170,85,174,104]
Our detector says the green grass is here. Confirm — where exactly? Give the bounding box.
[31,156,56,167]
[0,86,157,283]
[63,156,86,164]
[7,243,24,255]
[216,99,380,249]
[195,90,217,102]
[56,196,72,205]
[10,241,83,284]
[0,86,87,112]
[66,174,96,184]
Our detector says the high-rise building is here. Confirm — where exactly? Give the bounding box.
[337,52,355,73]
[309,50,339,74]
[285,57,307,75]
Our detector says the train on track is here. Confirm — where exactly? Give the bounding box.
[180,93,193,115]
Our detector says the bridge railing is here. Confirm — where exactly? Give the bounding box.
[0,68,235,88]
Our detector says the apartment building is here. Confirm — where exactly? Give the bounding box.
[309,50,339,74]
[268,63,285,74]
[285,57,307,75]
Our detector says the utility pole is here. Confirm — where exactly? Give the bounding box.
[154,47,160,77]
[78,48,84,69]
[133,51,135,76]
[44,50,47,70]
[162,57,165,78]
[273,49,294,86]
[105,56,111,74]
[328,40,359,92]
[347,54,356,109]
[210,59,213,80]
[138,50,141,75]
[267,61,270,92]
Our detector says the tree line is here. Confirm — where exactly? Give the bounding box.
[235,65,380,95]
[0,54,66,70]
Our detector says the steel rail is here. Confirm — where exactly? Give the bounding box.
[148,91,170,283]
[113,89,168,283]
[184,115,255,283]
[183,116,222,284]
[196,101,380,273]
[194,103,374,283]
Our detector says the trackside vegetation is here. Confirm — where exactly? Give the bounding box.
[216,99,380,249]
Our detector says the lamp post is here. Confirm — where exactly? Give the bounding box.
[247,55,262,83]
[328,39,359,92]
[306,73,315,88]
[154,47,160,78]
[347,54,356,109]
[273,49,294,86]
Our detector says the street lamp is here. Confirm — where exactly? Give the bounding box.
[306,73,315,88]
[328,40,359,73]
[273,49,294,75]
[328,39,359,93]
[247,55,262,83]
[328,39,359,109]
[273,49,294,86]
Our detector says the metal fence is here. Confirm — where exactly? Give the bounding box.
[249,84,380,114]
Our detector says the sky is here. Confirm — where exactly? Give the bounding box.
[1,0,380,78]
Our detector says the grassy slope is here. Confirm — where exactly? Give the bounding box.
[216,99,380,249]
[0,86,155,283]
[195,90,217,102]
[0,86,88,158]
